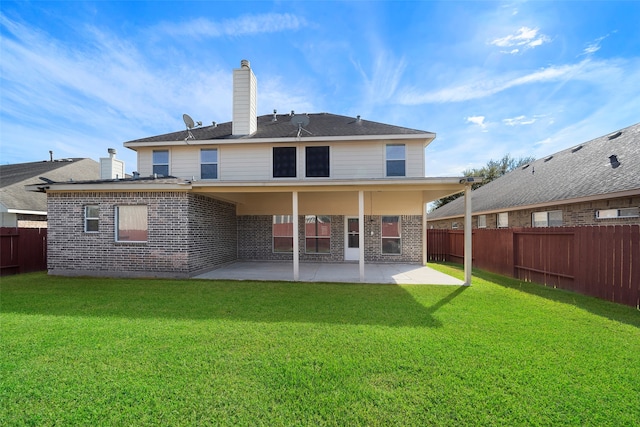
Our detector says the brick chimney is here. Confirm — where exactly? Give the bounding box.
[232,59,257,136]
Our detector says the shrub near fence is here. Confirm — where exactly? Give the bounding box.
[0,227,47,276]
[427,225,640,308]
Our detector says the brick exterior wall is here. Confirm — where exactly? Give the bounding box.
[427,196,640,229]
[238,215,423,263]
[47,191,237,278]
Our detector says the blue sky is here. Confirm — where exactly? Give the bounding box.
[1,1,639,176]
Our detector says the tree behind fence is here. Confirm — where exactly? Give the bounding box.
[0,227,47,276]
[427,225,639,308]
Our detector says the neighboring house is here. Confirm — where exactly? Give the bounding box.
[1,157,100,227]
[428,122,640,229]
[30,60,473,281]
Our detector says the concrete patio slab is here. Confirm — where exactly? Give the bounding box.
[194,262,464,285]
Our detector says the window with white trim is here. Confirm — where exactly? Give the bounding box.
[596,207,639,219]
[152,150,169,177]
[115,205,148,242]
[273,215,294,253]
[305,146,330,178]
[305,215,331,253]
[200,149,218,179]
[477,214,487,228]
[386,144,406,177]
[497,212,508,228]
[532,210,563,227]
[84,205,99,232]
[273,147,297,178]
[382,216,401,254]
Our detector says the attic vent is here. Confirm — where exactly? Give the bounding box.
[571,145,583,153]
[544,156,553,162]
[522,164,530,170]
[607,131,622,140]
[609,155,620,169]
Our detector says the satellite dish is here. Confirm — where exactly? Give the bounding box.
[183,114,195,129]
[290,114,310,128]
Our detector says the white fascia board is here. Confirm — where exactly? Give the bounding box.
[123,133,435,148]
[7,208,47,215]
[26,182,193,192]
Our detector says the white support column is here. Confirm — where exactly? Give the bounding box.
[464,185,472,286]
[293,191,299,281]
[358,190,365,282]
[422,203,428,265]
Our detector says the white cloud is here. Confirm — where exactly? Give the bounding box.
[153,13,307,38]
[580,34,610,56]
[490,26,550,54]
[466,115,487,129]
[503,115,537,126]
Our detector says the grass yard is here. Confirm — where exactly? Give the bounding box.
[1,264,639,426]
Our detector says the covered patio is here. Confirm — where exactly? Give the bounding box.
[195,261,464,285]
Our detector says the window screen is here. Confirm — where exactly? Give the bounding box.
[305,146,330,177]
[273,147,296,178]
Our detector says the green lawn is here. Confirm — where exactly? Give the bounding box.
[1,264,639,426]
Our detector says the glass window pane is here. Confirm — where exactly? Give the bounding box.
[348,234,359,248]
[532,212,547,227]
[386,160,405,176]
[153,165,169,177]
[382,238,401,254]
[201,164,218,179]
[153,150,169,164]
[86,206,99,218]
[348,218,359,233]
[382,216,400,237]
[548,211,563,226]
[273,237,293,252]
[117,205,148,242]
[86,219,99,232]
[306,238,330,253]
[201,149,218,163]
[386,144,405,160]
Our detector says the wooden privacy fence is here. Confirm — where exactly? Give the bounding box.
[0,227,47,276]
[427,226,640,308]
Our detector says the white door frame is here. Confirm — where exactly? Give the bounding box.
[344,216,360,261]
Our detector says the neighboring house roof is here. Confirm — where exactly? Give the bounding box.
[125,113,433,144]
[0,158,100,213]
[429,122,640,220]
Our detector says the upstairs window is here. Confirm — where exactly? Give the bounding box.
[84,205,99,232]
[532,210,563,227]
[200,149,218,179]
[305,146,330,178]
[115,205,148,242]
[152,150,169,177]
[273,147,297,178]
[273,215,294,253]
[305,215,331,253]
[386,144,406,177]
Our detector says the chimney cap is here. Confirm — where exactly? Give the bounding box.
[108,148,117,155]
[240,59,250,69]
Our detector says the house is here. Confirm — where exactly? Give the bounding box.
[31,60,475,282]
[1,157,101,227]
[427,122,640,229]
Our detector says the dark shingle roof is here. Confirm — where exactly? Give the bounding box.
[126,113,432,144]
[429,122,640,219]
[0,158,100,212]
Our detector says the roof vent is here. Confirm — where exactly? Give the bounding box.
[607,131,622,140]
[609,155,620,169]
[544,156,553,162]
[272,109,278,122]
[571,145,583,153]
[356,115,362,123]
